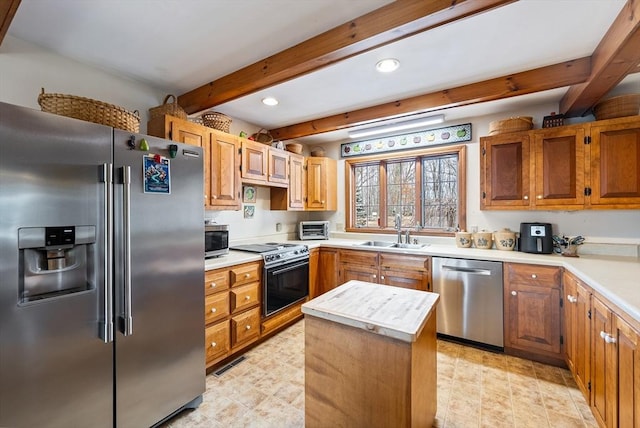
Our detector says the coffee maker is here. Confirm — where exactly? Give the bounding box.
[519,222,553,254]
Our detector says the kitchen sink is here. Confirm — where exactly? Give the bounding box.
[357,240,396,247]
[356,241,429,249]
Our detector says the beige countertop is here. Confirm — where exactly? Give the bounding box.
[204,238,640,325]
[301,280,439,343]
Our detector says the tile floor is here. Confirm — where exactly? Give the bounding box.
[160,320,598,428]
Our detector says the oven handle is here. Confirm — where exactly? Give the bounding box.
[268,259,309,276]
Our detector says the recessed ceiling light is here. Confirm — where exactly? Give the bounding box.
[262,97,279,106]
[375,58,400,73]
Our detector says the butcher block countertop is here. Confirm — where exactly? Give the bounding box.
[301,280,439,343]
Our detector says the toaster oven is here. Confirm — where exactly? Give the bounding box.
[298,221,329,240]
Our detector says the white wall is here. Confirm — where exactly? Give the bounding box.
[320,101,640,243]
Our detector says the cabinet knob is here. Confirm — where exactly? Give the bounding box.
[536,195,543,200]
[322,200,325,204]
[210,282,217,288]
[245,325,251,330]
[211,308,217,313]
[604,334,617,344]
[523,195,529,200]
[211,342,217,348]
[372,274,377,279]
[531,274,537,279]
[245,295,251,301]
[212,195,218,199]
[600,331,607,339]
[245,273,250,278]
[511,291,517,296]
[380,275,385,280]
[566,294,577,303]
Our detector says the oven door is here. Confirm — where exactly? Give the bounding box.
[263,258,309,317]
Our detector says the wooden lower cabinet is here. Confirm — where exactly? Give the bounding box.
[563,271,591,399]
[204,261,262,371]
[613,314,640,428]
[503,263,563,365]
[337,249,431,292]
[310,247,339,298]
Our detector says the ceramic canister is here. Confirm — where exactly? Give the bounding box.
[493,228,516,251]
[472,231,493,249]
[455,231,472,248]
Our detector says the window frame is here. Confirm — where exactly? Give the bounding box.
[344,144,466,237]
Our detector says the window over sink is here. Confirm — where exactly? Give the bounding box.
[345,144,466,236]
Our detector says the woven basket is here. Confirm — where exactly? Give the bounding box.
[251,129,273,144]
[593,94,640,120]
[310,146,325,157]
[285,143,303,154]
[148,94,187,120]
[201,111,232,132]
[38,88,140,132]
[488,116,533,135]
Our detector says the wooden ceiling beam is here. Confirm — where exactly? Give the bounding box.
[177,0,516,114]
[269,57,591,140]
[560,0,640,117]
[0,0,21,45]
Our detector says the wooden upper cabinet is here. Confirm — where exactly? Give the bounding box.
[480,132,531,209]
[288,153,305,209]
[267,148,289,187]
[208,130,241,209]
[589,118,640,208]
[532,126,585,208]
[240,138,268,182]
[306,157,337,211]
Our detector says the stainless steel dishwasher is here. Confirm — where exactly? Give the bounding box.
[432,257,504,349]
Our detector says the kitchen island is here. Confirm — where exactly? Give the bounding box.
[302,280,439,428]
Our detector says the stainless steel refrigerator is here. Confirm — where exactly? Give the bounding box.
[0,102,205,427]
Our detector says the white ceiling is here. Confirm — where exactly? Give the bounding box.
[7,0,640,143]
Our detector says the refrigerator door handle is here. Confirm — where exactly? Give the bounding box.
[120,165,134,336]
[100,163,114,343]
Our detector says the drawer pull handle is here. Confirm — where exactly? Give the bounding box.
[531,274,537,279]
[245,325,251,330]
[605,335,617,344]
[210,282,216,288]
[511,291,517,296]
[245,295,251,301]
[211,308,217,313]
[211,342,217,347]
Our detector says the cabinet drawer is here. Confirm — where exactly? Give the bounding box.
[230,263,261,287]
[379,253,430,271]
[205,292,230,325]
[339,249,378,267]
[230,282,260,314]
[231,307,261,348]
[205,269,230,295]
[205,320,230,364]
[506,263,561,287]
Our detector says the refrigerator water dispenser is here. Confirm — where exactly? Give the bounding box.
[18,226,96,303]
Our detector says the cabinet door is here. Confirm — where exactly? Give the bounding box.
[170,120,209,148]
[340,263,379,283]
[316,248,339,295]
[288,153,305,209]
[574,281,592,400]
[379,268,428,291]
[532,127,585,208]
[268,148,289,186]
[209,131,241,209]
[563,271,578,372]
[504,264,562,357]
[240,139,268,182]
[614,314,640,428]
[480,133,531,209]
[231,307,261,348]
[205,320,230,366]
[591,296,615,428]
[306,157,337,211]
[590,119,640,207]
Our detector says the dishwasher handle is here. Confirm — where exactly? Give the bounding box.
[441,265,492,275]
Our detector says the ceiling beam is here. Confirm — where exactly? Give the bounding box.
[177,0,516,114]
[0,0,21,45]
[560,0,640,117]
[269,57,591,140]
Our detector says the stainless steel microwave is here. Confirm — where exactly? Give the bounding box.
[205,224,229,258]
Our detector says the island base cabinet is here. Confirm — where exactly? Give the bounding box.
[304,314,436,427]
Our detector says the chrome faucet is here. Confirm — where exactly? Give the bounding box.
[405,229,410,244]
[394,213,402,243]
